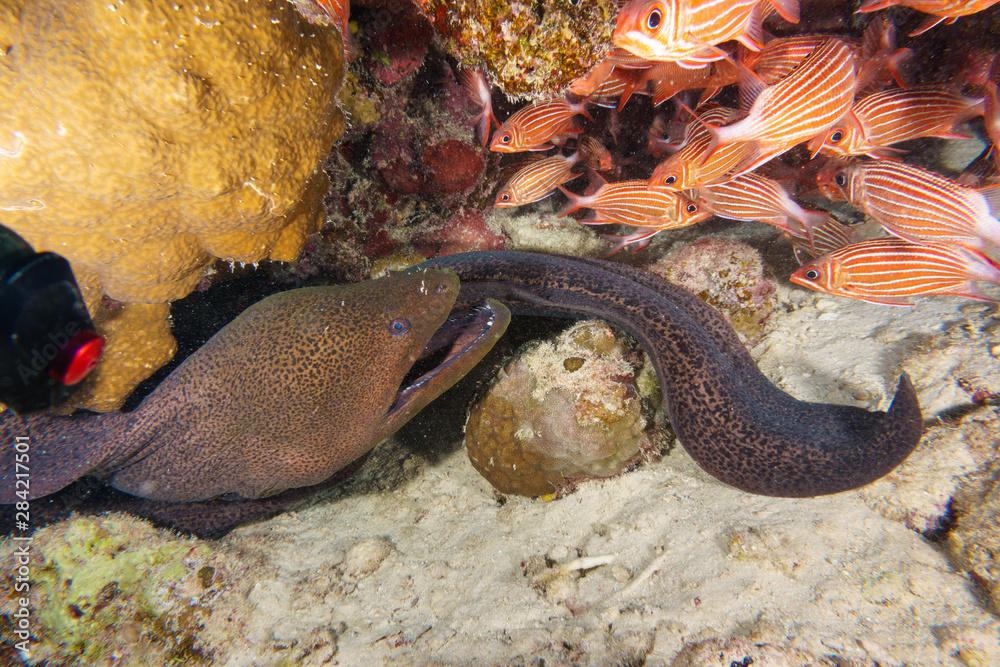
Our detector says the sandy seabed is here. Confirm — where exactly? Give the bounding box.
[5,212,1000,667]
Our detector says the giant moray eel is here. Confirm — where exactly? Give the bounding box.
[410,251,924,497]
[0,269,510,532]
[0,251,923,536]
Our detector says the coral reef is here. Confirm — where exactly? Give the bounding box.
[0,515,233,665]
[644,236,778,344]
[0,0,346,410]
[418,0,618,98]
[464,320,667,497]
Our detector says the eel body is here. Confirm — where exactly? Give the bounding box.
[411,251,924,497]
[0,269,510,506]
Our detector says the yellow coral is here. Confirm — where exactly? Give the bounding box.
[0,0,346,410]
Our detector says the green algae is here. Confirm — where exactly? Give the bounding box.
[0,515,222,666]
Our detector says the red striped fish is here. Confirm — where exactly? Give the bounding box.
[700,38,856,176]
[602,194,712,254]
[559,180,683,226]
[647,59,739,105]
[832,160,1000,252]
[459,69,499,147]
[490,98,592,153]
[856,0,1000,36]
[579,137,613,171]
[649,106,749,190]
[613,0,800,67]
[495,153,582,207]
[697,171,829,242]
[807,87,984,158]
[790,237,1000,305]
[744,34,826,85]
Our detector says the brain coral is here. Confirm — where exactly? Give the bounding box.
[0,0,346,411]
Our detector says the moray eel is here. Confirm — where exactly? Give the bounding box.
[410,251,923,497]
[0,270,510,510]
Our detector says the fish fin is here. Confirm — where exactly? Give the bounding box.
[766,0,800,23]
[696,86,723,108]
[724,140,777,177]
[864,146,908,159]
[887,48,913,89]
[601,229,658,256]
[855,0,897,12]
[557,186,585,217]
[530,143,557,152]
[908,15,946,37]
[858,295,915,307]
[979,183,1000,220]
[737,4,765,52]
[943,282,1000,302]
[736,61,768,112]
[571,99,595,123]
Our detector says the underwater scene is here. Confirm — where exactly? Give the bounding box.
[2,0,1000,664]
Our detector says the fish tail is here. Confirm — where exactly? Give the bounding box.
[557,186,588,217]
[571,98,595,123]
[961,246,1000,287]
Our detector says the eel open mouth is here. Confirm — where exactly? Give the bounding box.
[387,299,509,418]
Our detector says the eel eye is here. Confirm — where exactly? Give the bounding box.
[805,269,820,280]
[500,133,512,144]
[686,202,698,213]
[645,7,662,31]
[834,173,847,187]
[389,318,410,335]
[663,174,677,185]
[829,129,845,144]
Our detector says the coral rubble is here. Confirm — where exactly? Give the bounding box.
[465,320,667,496]
[0,0,346,410]
[419,0,618,98]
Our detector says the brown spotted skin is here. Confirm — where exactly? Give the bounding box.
[0,270,472,504]
[412,251,924,497]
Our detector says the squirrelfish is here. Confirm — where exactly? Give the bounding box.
[490,98,592,153]
[701,37,856,176]
[579,137,613,171]
[459,69,499,147]
[495,153,582,207]
[613,0,800,68]
[649,106,750,190]
[559,180,684,226]
[856,0,1000,36]
[790,237,1000,306]
[602,194,712,255]
[647,59,739,106]
[697,171,829,242]
[831,160,1000,252]
[807,87,984,158]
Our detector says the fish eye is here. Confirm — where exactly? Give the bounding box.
[663,174,677,185]
[829,130,845,144]
[686,203,698,213]
[389,318,410,335]
[500,193,510,201]
[805,269,820,280]
[645,7,662,31]
[501,133,512,144]
[834,173,847,187]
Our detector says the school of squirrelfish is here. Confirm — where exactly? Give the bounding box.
[436,0,1000,307]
